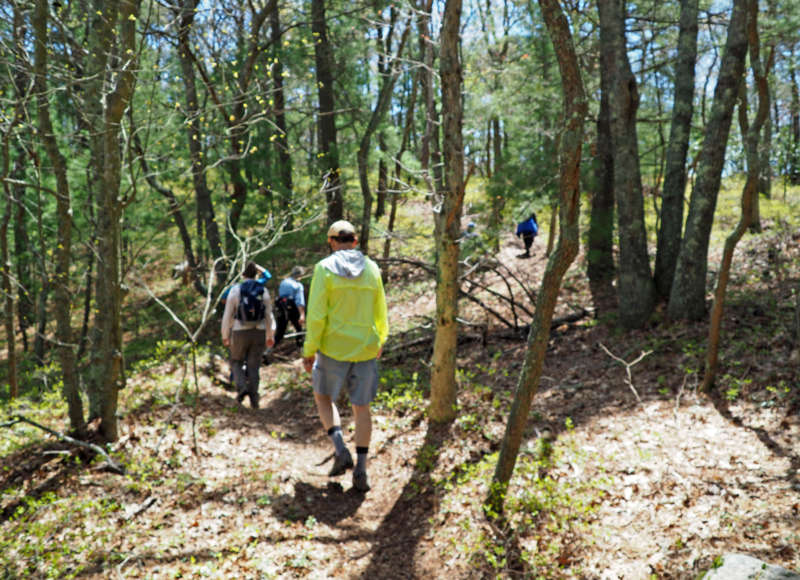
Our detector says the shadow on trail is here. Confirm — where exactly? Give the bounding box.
[359,420,452,579]
[707,387,800,491]
[271,480,365,527]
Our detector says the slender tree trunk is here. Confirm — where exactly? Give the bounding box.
[598,0,655,328]
[375,133,388,220]
[789,47,800,185]
[2,137,17,399]
[668,0,748,321]
[655,0,698,299]
[587,68,616,302]
[270,7,293,225]
[86,0,142,442]
[13,156,31,353]
[383,51,420,261]
[488,0,585,514]
[429,0,464,423]
[176,0,222,260]
[705,0,769,390]
[312,0,343,224]
[358,15,411,253]
[33,0,83,434]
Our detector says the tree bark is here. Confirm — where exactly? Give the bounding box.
[488,0,585,514]
[312,0,343,224]
[654,0,698,299]
[668,0,748,321]
[429,0,464,423]
[270,6,294,226]
[175,0,222,261]
[358,13,411,254]
[598,0,655,328]
[587,56,616,304]
[33,0,83,434]
[85,0,142,442]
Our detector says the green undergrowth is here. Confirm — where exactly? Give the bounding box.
[432,419,610,579]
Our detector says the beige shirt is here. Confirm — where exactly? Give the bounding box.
[221,281,275,342]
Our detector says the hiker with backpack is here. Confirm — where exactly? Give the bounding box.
[515,212,539,258]
[221,261,275,408]
[274,265,306,348]
[302,220,388,492]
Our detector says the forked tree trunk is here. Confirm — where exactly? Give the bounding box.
[488,0,585,515]
[598,0,655,328]
[668,0,748,321]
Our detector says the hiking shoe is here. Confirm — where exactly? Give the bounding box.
[328,448,353,477]
[236,392,246,405]
[352,470,370,492]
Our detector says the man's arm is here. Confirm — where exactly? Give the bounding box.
[221,287,237,347]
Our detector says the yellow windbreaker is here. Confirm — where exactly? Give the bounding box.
[303,250,388,362]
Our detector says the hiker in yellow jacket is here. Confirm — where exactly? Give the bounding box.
[302,220,388,492]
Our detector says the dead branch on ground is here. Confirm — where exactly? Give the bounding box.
[1,415,125,474]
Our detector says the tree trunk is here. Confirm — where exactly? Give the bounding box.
[176,0,222,261]
[789,46,800,185]
[668,0,748,321]
[429,0,464,424]
[271,7,294,227]
[704,0,769,390]
[654,0,698,299]
[33,0,83,434]
[86,0,142,442]
[312,0,343,224]
[488,0,585,514]
[587,59,616,303]
[358,14,411,254]
[1,135,17,399]
[13,156,32,353]
[598,0,655,329]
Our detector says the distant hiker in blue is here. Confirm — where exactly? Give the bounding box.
[515,213,539,258]
[274,265,306,348]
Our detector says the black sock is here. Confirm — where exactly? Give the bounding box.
[328,426,346,456]
[355,446,368,472]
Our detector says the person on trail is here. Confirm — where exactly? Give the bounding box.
[221,261,275,408]
[274,266,306,348]
[515,213,539,258]
[302,220,388,493]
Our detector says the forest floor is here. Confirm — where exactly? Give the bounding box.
[1,209,799,579]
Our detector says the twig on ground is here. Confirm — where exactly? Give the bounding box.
[598,342,652,406]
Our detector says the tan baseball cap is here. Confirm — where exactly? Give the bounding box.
[327,220,356,238]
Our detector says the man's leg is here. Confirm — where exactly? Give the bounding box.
[288,304,303,347]
[274,303,287,346]
[315,391,352,474]
[245,329,265,408]
[230,331,247,403]
[351,404,372,491]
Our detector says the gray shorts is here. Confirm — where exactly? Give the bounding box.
[312,351,379,406]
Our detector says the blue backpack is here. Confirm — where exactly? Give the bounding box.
[236,279,266,322]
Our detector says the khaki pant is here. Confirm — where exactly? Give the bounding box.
[230,328,266,406]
